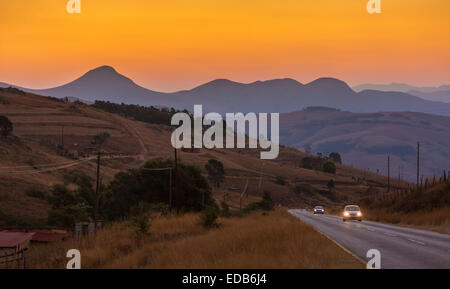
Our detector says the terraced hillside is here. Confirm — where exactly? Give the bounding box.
[0,89,394,224]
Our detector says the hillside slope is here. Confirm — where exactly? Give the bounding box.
[0,89,393,224]
[280,107,450,182]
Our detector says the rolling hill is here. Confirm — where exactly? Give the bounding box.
[353,83,450,103]
[2,66,450,116]
[0,88,393,224]
[279,107,450,182]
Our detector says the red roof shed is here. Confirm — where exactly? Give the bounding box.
[0,232,35,249]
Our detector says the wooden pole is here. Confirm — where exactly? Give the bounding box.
[169,168,172,209]
[387,155,390,192]
[174,146,179,212]
[61,125,65,148]
[94,151,101,230]
[417,141,420,190]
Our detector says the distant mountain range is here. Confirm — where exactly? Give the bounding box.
[2,65,450,116]
[353,83,450,103]
[279,107,450,181]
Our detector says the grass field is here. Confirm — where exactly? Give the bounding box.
[27,210,363,269]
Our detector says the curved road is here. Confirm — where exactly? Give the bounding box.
[289,209,450,269]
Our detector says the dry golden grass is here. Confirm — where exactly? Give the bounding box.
[27,210,363,269]
[364,207,450,234]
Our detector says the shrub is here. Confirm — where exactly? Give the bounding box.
[244,191,274,213]
[0,115,13,137]
[322,161,336,174]
[274,176,286,186]
[26,188,47,199]
[220,201,231,218]
[131,214,151,239]
[327,179,335,190]
[201,205,219,228]
[260,191,275,211]
[301,157,313,169]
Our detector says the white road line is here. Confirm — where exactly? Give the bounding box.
[407,238,426,246]
[383,232,397,237]
[366,228,375,232]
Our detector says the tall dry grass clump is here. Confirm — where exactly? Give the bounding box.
[359,182,450,233]
[28,210,362,269]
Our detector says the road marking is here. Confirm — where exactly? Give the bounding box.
[407,238,426,245]
[383,232,397,237]
[366,228,375,232]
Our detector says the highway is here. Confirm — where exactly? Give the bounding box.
[289,209,450,269]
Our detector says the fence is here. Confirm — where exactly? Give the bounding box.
[0,248,27,269]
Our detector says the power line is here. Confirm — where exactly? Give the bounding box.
[0,155,132,175]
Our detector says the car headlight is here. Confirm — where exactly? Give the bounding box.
[357,212,362,216]
[344,212,349,216]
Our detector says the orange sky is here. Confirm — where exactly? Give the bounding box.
[0,0,449,92]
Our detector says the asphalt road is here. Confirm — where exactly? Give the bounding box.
[289,209,450,269]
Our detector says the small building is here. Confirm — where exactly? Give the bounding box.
[75,221,102,239]
[0,232,35,269]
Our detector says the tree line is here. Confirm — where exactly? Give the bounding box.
[91,101,188,126]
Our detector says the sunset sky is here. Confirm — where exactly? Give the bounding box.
[0,0,449,92]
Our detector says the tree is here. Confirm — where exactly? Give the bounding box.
[327,179,335,191]
[260,191,275,211]
[329,152,342,164]
[103,159,214,220]
[301,157,313,169]
[201,205,219,228]
[47,185,90,228]
[0,115,12,137]
[205,159,225,187]
[322,161,337,174]
[275,176,286,186]
[92,132,110,148]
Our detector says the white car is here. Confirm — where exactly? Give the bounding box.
[343,205,362,222]
[313,206,325,214]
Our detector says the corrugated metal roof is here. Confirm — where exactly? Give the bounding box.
[31,232,70,242]
[0,232,35,248]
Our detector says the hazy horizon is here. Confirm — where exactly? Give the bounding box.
[2,64,449,94]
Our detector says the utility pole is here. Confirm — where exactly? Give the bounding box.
[61,125,65,148]
[94,150,101,230]
[240,179,249,211]
[169,168,172,209]
[174,145,179,212]
[387,155,390,192]
[417,141,420,190]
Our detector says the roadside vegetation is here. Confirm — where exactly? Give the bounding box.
[27,210,363,269]
[359,179,450,234]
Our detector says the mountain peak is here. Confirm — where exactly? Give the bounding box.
[78,65,134,84]
[88,65,119,74]
[305,77,354,93]
[191,79,244,92]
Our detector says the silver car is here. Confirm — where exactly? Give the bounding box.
[313,206,325,214]
[343,205,362,222]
